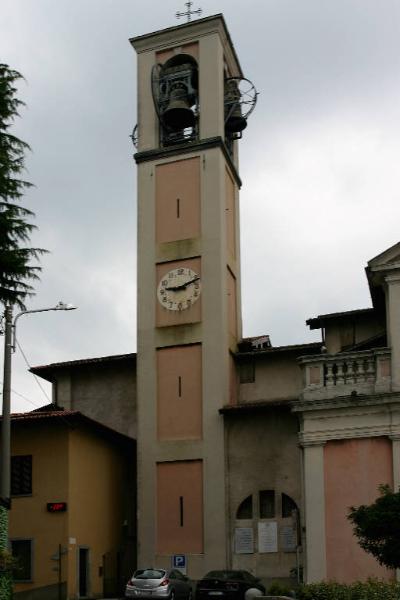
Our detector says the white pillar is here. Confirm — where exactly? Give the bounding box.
[390,434,400,581]
[390,434,400,491]
[386,274,400,392]
[302,441,327,583]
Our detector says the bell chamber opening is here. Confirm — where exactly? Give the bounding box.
[152,53,199,147]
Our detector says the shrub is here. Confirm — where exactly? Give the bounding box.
[296,579,400,600]
[268,581,293,596]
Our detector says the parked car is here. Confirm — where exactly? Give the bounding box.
[195,570,265,600]
[126,568,193,600]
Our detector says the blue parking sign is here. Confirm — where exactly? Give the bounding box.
[172,554,187,574]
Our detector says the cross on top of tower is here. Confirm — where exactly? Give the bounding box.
[176,1,202,22]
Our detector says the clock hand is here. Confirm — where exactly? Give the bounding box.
[184,276,200,287]
[165,276,200,291]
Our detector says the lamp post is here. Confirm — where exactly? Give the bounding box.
[0,302,77,540]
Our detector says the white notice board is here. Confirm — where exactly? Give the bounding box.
[234,527,254,554]
[258,521,278,553]
[280,525,297,552]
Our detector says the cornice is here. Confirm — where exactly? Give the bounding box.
[297,347,390,366]
[299,439,326,448]
[130,14,243,78]
[385,273,400,284]
[134,136,242,188]
[292,391,400,413]
[299,424,400,446]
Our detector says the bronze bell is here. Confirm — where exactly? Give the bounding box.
[163,85,195,131]
[225,79,247,133]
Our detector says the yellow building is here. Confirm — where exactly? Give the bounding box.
[8,408,135,600]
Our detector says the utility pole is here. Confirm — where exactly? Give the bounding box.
[0,305,13,600]
[0,305,12,545]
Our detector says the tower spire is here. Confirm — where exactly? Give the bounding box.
[176,1,202,22]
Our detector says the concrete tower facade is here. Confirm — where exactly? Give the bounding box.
[131,15,243,577]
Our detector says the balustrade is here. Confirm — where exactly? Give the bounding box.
[299,348,391,400]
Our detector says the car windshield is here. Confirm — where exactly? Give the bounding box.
[204,571,246,581]
[134,570,166,580]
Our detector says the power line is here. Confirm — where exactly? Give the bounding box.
[12,388,43,409]
[0,384,45,410]
[15,339,51,404]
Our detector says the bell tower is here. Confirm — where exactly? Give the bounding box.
[131,14,256,577]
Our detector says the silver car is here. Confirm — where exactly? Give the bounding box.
[126,568,193,600]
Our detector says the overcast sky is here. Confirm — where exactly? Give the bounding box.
[1,0,400,412]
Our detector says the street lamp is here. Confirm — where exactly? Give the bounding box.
[0,301,77,514]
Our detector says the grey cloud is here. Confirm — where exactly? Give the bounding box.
[1,0,399,411]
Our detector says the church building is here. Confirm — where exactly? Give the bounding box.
[27,12,400,591]
[129,12,400,585]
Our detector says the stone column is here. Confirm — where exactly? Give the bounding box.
[386,274,400,392]
[302,441,327,583]
[390,434,400,490]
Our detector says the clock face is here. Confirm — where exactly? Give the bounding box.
[157,267,201,311]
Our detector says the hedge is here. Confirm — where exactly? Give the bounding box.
[296,580,400,600]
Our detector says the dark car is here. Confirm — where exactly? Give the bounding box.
[196,570,265,600]
[126,568,193,600]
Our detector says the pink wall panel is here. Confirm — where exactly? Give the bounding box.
[156,157,201,244]
[157,460,203,554]
[324,437,394,582]
[157,344,202,441]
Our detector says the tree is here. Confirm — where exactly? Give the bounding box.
[0,63,47,600]
[0,63,46,309]
[348,485,400,570]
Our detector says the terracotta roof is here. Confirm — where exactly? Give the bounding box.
[30,352,136,381]
[10,410,80,421]
[3,409,135,443]
[306,308,375,330]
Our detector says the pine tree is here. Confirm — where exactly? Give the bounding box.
[0,65,47,600]
[0,63,46,310]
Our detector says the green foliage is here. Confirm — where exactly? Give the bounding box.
[348,485,400,570]
[297,580,400,600]
[0,63,46,309]
[268,581,293,596]
[0,570,12,600]
[0,507,7,553]
[0,550,17,573]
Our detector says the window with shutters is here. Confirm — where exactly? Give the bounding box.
[11,455,32,496]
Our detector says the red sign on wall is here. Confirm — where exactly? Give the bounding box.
[47,502,67,513]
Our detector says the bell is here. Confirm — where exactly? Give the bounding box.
[225,105,247,133]
[225,79,247,133]
[163,85,195,131]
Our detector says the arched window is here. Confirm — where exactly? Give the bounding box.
[236,495,253,519]
[259,490,275,518]
[281,493,298,518]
